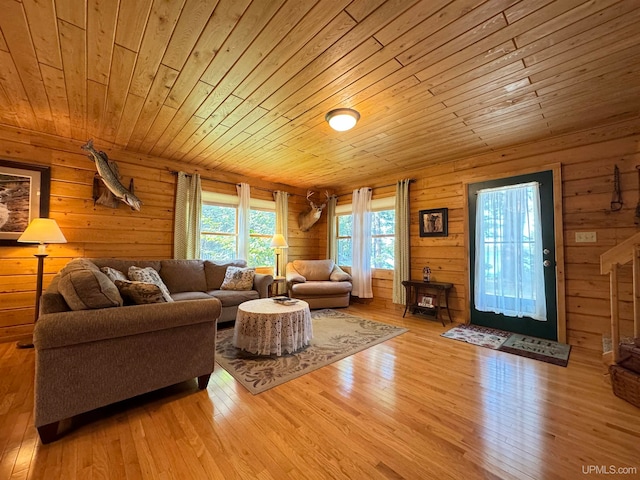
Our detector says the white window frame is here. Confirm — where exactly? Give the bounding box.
[201,191,275,266]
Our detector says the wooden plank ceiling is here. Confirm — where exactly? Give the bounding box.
[1,0,639,189]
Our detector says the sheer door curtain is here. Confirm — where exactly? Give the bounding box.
[474,182,546,321]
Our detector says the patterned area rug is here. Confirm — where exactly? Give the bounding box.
[442,324,571,367]
[215,309,408,394]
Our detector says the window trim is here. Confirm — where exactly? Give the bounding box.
[200,191,276,266]
[202,191,274,210]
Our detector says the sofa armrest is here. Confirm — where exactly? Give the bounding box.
[330,264,352,282]
[40,292,70,314]
[253,273,273,298]
[285,263,306,284]
[34,298,221,350]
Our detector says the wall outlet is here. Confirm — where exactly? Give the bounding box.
[575,231,597,243]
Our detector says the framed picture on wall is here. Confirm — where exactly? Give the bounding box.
[419,208,448,237]
[0,160,51,246]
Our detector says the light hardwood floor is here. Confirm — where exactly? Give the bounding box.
[1,305,639,480]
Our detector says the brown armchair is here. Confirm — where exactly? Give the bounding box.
[286,259,352,309]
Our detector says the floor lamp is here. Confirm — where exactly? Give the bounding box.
[270,233,289,277]
[17,218,67,349]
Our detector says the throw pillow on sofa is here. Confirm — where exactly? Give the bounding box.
[128,266,173,302]
[204,260,247,290]
[115,280,166,305]
[101,266,128,283]
[58,269,123,310]
[220,266,255,291]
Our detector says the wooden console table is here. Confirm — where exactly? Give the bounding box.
[401,280,453,325]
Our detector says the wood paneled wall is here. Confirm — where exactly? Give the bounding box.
[0,126,314,342]
[3,117,640,350]
[335,118,640,352]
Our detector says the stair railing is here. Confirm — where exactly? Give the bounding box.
[600,232,640,362]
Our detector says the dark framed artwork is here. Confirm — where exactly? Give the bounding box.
[0,160,51,246]
[419,208,448,237]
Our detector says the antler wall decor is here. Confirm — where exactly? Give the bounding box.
[298,190,330,232]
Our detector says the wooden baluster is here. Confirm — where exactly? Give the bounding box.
[610,263,620,363]
[634,246,640,339]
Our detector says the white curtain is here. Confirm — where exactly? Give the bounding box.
[326,194,337,261]
[474,182,547,321]
[236,183,250,261]
[174,172,201,259]
[273,190,289,275]
[392,179,411,304]
[351,187,373,298]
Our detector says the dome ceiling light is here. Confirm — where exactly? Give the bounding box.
[325,108,360,131]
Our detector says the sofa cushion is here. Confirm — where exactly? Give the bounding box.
[204,260,247,290]
[220,266,255,290]
[292,259,335,281]
[90,259,162,273]
[115,280,166,305]
[159,260,207,293]
[128,266,173,303]
[171,291,212,302]
[58,269,123,310]
[290,280,352,296]
[100,266,128,283]
[207,289,259,307]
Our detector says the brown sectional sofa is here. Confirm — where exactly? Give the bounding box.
[41,258,274,323]
[34,258,272,443]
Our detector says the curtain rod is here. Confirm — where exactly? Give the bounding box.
[335,179,416,197]
[171,171,414,197]
[171,170,284,195]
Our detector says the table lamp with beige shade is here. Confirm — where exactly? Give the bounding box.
[17,218,67,349]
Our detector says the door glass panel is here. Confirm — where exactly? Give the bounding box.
[474,182,547,321]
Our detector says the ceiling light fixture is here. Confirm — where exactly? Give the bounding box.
[325,108,360,131]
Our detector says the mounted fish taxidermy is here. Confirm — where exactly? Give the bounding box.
[81,140,142,211]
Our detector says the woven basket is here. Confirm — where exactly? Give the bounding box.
[619,343,640,375]
[609,365,640,408]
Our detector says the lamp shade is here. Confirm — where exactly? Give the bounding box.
[326,108,360,131]
[18,218,67,245]
[270,233,288,248]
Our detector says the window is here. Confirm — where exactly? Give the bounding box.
[335,197,395,269]
[337,214,352,267]
[201,203,237,261]
[371,209,395,269]
[249,208,276,267]
[200,192,275,267]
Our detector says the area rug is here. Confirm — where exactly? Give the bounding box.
[215,309,408,394]
[442,324,571,367]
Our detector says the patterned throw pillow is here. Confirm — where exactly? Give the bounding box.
[128,266,174,302]
[101,266,128,283]
[115,280,166,305]
[220,266,255,291]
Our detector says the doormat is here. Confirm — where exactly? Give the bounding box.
[441,324,571,367]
